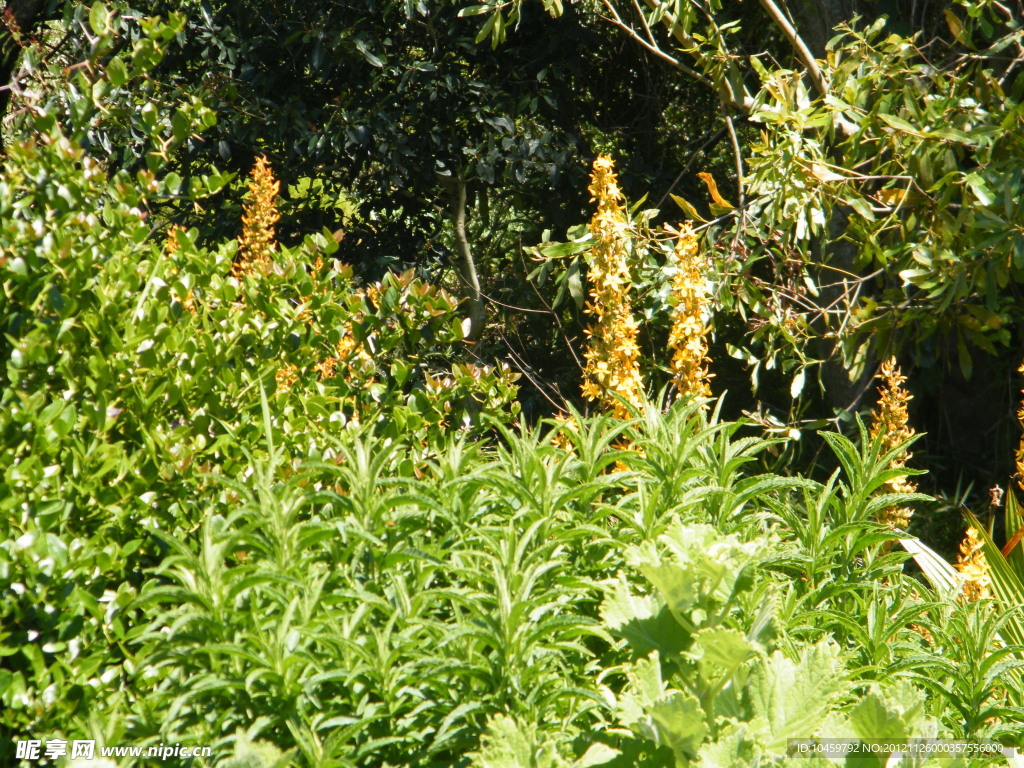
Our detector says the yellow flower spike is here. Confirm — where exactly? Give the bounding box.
[667,224,712,402]
[234,155,281,278]
[955,525,991,602]
[868,357,916,532]
[1014,362,1024,491]
[581,155,645,420]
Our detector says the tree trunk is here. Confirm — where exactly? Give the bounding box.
[448,175,485,342]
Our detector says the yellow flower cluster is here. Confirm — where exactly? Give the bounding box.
[275,362,298,394]
[314,329,373,382]
[667,224,712,402]
[1015,361,1024,491]
[164,226,197,314]
[580,155,645,419]
[868,357,916,531]
[234,155,281,278]
[955,526,991,602]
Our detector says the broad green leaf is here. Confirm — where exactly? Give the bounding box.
[474,715,565,768]
[107,57,128,88]
[691,627,755,680]
[965,172,995,206]
[846,681,934,743]
[696,723,759,768]
[575,743,621,767]
[601,577,690,656]
[89,3,110,35]
[747,642,845,753]
[649,691,708,762]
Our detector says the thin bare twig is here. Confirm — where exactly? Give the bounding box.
[598,0,713,88]
[724,113,744,209]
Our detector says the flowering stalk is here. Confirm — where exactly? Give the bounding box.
[868,357,916,531]
[955,525,991,602]
[1015,361,1024,492]
[580,155,644,419]
[667,223,712,402]
[234,155,280,278]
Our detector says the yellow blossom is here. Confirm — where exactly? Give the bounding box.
[955,525,991,602]
[868,357,916,531]
[234,155,281,278]
[314,357,338,380]
[164,225,197,314]
[275,362,298,394]
[581,155,645,419]
[667,224,712,402]
[1015,362,1024,491]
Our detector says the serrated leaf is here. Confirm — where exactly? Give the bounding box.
[747,641,845,752]
[649,692,708,761]
[691,627,756,680]
[846,681,933,743]
[696,723,759,768]
[475,715,564,768]
[600,577,690,656]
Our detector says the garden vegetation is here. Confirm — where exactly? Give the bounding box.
[2,1,1024,767]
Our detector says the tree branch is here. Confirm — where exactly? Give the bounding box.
[755,0,828,100]
[446,174,485,342]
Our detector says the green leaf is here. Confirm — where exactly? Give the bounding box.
[457,4,492,16]
[965,172,995,206]
[567,259,584,310]
[790,367,805,399]
[846,681,933,743]
[107,57,128,88]
[696,723,759,768]
[747,642,845,752]
[575,744,621,767]
[1005,491,1024,577]
[691,627,755,680]
[899,537,960,599]
[847,195,875,221]
[219,730,294,768]
[670,194,708,223]
[966,512,1024,648]
[474,715,565,768]
[649,691,708,762]
[89,3,110,35]
[601,576,690,656]
[878,113,923,136]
